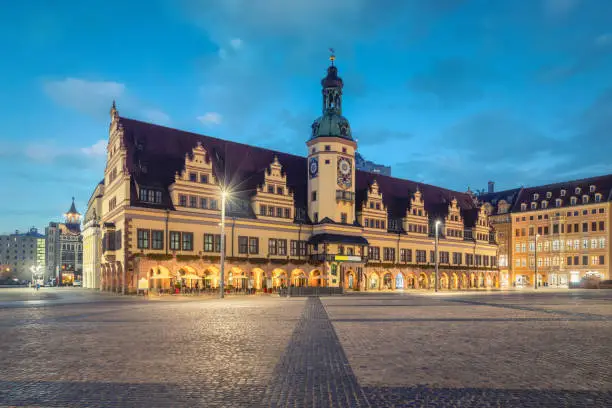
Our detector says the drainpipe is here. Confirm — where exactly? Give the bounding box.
[165,209,170,255]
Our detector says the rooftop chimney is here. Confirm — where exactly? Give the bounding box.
[488,181,495,194]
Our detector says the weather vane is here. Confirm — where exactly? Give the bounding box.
[329,48,335,65]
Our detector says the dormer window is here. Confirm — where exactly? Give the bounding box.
[595,194,602,202]
[582,195,589,204]
[541,201,548,209]
[546,192,552,199]
[200,174,208,184]
[267,185,274,194]
[590,185,596,193]
[531,202,537,210]
[560,189,566,197]
[189,172,197,182]
[575,187,581,195]
[555,198,562,207]
[521,203,527,211]
[570,197,577,205]
[533,193,539,200]
[277,187,284,195]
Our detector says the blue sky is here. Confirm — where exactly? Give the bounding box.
[1,0,611,233]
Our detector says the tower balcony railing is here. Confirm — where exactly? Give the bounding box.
[336,190,355,202]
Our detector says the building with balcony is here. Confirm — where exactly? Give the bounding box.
[479,177,612,287]
[98,55,499,293]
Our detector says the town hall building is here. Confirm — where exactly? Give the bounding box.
[97,56,499,293]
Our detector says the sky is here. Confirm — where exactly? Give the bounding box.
[1,0,611,234]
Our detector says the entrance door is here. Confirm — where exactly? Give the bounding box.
[348,274,354,289]
[395,273,404,290]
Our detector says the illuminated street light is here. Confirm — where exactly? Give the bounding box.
[435,220,441,292]
[220,189,229,299]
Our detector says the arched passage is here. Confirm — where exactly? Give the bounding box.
[383,272,393,289]
[309,269,323,287]
[419,272,429,289]
[251,268,266,290]
[368,272,380,290]
[395,272,405,290]
[451,272,459,289]
[440,272,449,290]
[273,268,288,288]
[291,269,307,287]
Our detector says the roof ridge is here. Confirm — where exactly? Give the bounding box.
[521,173,612,190]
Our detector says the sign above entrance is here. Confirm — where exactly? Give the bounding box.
[334,255,361,262]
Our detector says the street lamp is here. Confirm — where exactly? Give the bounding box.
[434,220,441,292]
[219,189,228,299]
[534,233,540,290]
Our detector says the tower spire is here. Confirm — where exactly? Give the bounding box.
[329,48,335,66]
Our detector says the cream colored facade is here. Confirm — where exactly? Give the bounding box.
[82,182,104,289]
[97,62,500,293]
[482,183,612,288]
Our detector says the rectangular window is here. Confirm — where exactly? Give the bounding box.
[277,187,284,195]
[200,198,208,209]
[179,195,187,207]
[189,172,197,182]
[341,213,347,224]
[599,221,605,231]
[249,237,259,254]
[592,221,597,232]
[204,234,215,252]
[276,207,283,218]
[311,191,317,201]
[152,230,164,250]
[278,239,287,256]
[582,255,588,266]
[466,254,474,265]
[383,247,395,262]
[567,256,572,266]
[400,249,412,263]
[200,174,208,184]
[368,246,380,260]
[284,208,291,219]
[189,196,197,208]
[267,185,274,193]
[452,252,462,265]
[268,206,275,216]
[170,232,181,250]
[260,204,266,216]
[210,199,218,210]
[214,235,223,252]
[583,223,588,233]
[182,233,193,251]
[238,236,248,254]
[137,229,149,249]
[440,251,449,264]
[268,239,278,255]
[430,250,435,263]
[600,255,605,265]
[553,224,559,234]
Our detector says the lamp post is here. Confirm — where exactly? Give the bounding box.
[534,234,540,290]
[219,190,227,299]
[435,220,441,292]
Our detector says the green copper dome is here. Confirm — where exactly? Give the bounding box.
[310,112,352,140]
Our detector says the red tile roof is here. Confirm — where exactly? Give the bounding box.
[117,116,479,225]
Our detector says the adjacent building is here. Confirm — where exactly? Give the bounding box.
[97,56,499,293]
[82,181,105,289]
[355,152,391,176]
[45,199,83,285]
[479,176,612,287]
[0,227,46,280]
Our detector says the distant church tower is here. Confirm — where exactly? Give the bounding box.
[64,197,81,232]
[307,51,357,225]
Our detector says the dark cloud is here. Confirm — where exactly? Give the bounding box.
[407,58,494,107]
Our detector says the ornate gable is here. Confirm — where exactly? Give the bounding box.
[358,180,387,230]
[472,205,490,242]
[404,188,429,235]
[445,197,464,239]
[252,156,294,221]
[168,143,222,212]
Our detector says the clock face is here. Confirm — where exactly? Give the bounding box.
[309,157,318,178]
[337,158,352,188]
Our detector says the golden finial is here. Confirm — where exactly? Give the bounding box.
[329,48,335,65]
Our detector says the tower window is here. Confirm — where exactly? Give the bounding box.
[325,159,330,164]
[311,147,316,154]
[200,174,208,184]
[325,145,331,151]
[313,212,318,223]
[311,191,317,201]
[342,147,347,153]
[189,173,197,182]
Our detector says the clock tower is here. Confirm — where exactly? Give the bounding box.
[307,52,357,225]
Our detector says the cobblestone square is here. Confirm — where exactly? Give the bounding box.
[0,288,610,407]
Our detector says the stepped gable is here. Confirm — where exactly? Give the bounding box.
[118,116,478,225]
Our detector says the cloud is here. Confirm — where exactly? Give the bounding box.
[543,0,580,17]
[43,78,170,124]
[81,140,107,157]
[197,112,223,126]
[407,58,493,107]
[43,78,125,115]
[230,38,243,50]
[595,33,612,47]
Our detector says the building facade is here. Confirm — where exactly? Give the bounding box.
[480,177,612,287]
[82,182,105,289]
[355,152,391,176]
[98,57,499,293]
[0,227,46,280]
[45,199,83,285]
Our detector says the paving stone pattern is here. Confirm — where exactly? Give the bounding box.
[0,289,611,407]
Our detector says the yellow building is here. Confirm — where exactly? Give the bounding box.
[82,181,104,289]
[98,57,499,293]
[480,178,612,288]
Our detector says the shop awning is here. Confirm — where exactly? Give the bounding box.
[307,233,369,246]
